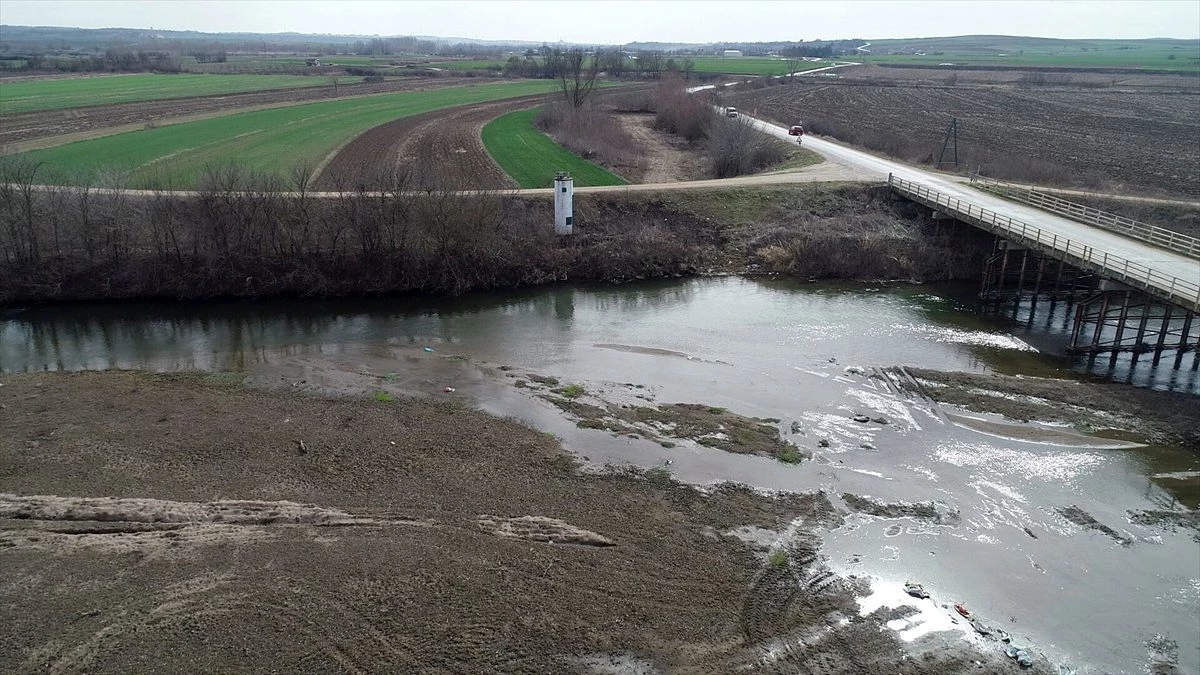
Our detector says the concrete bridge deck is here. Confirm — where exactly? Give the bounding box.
[742,117,1199,313]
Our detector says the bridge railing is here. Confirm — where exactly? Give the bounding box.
[890,174,1200,313]
[969,175,1200,259]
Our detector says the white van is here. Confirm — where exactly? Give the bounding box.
[725,107,739,118]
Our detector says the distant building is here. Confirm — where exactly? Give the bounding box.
[722,50,743,57]
[305,58,321,66]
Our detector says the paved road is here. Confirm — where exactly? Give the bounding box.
[741,116,1200,306]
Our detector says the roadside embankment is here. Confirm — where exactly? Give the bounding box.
[0,182,993,304]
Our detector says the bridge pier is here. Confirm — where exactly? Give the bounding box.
[980,239,1199,373]
[1069,287,1198,369]
[888,173,1200,381]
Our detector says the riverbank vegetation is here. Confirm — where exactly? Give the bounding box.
[0,161,992,304]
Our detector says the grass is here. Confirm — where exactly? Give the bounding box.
[429,59,506,71]
[767,548,789,568]
[482,108,627,188]
[774,147,825,172]
[373,391,395,402]
[644,465,672,484]
[851,36,1199,72]
[688,57,834,76]
[0,73,362,115]
[777,445,804,464]
[16,81,558,188]
[558,384,586,398]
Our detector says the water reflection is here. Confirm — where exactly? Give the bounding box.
[2,278,1196,394]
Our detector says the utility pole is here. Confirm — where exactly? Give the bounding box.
[937,117,959,170]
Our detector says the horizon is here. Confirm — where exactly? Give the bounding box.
[1,1,1198,43]
[1,24,1198,46]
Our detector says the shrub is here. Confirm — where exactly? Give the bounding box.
[535,101,643,173]
[707,115,790,178]
[652,77,711,142]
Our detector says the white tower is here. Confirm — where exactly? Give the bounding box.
[554,171,574,236]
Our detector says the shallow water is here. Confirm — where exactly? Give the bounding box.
[3,277,1198,673]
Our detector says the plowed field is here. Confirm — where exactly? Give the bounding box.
[313,94,549,190]
[728,80,1200,197]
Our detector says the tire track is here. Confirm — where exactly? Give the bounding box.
[312,94,548,191]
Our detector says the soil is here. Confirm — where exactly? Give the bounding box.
[311,94,548,191]
[1128,509,1200,543]
[892,367,1200,447]
[726,73,1200,197]
[1056,505,1133,546]
[613,112,710,183]
[0,76,492,151]
[511,371,803,461]
[840,494,958,525]
[0,370,1041,674]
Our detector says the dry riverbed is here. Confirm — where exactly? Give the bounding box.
[0,368,1061,674]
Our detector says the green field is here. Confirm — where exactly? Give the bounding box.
[0,73,368,115]
[429,56,834,77]
[428,59,506,71]
[688,57,834,76]
[18,81,559,188]
[851,36,1199,72]
[481,108,626,189]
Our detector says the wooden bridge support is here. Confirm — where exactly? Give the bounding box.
[1069,288,1199,369]
[980,237,1199,372]
[980,242,1095,320]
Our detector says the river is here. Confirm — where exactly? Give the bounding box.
[2,277,1198,674]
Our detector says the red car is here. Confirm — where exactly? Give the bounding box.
[788,125,805,136]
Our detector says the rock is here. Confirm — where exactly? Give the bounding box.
[852,415,871,423]
[818,438,830,447]
[871,417,889,424]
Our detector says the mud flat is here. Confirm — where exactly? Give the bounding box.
[0,370,1046,674]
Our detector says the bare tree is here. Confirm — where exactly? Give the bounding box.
[554,48,600,109]
[329,73,341,96]
[783,52,804,82]
[636,50,664,79]
[595,47,627,77]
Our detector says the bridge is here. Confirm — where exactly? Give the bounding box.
[745,116,1200,369]
[888,173,1198,368]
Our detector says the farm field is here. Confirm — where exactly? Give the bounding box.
[688,56,833,76]
[15,81,560,188]
[427,59,506,71]
[727,79,1200,197]
[0,73,363,115]
[482,109,627,188]
[426,56,837,77]
[853,52,1199,72]
[857,35,1200,72]
[0,77,488,149]
[313,95,547,190]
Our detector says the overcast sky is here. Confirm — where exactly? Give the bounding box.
[3,1,1198,43]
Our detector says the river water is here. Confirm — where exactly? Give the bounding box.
[2,277,1198,674]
